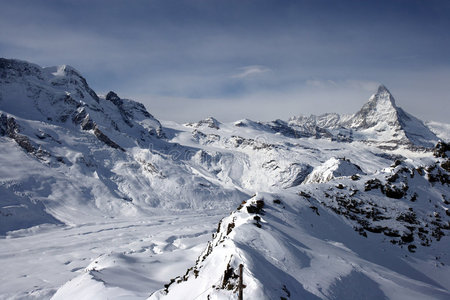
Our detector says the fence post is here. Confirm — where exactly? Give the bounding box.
[238,264,243,300]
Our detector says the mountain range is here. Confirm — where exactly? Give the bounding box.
[1,58,449,300]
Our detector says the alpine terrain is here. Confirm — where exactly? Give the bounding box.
[1,58,449,300]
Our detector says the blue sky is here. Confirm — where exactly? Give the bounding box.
[1,0,449,122]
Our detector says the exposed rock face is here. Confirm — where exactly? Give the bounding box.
[0,113,52,160]
[1,113,35,152]
[93,126,125,152]
[105,91,133,128]
[434,141,450,158]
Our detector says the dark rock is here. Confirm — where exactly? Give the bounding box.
[105,91,122,106]
[354,227,367,237]
[364,179,383,192]
[408,244,417,253]
[385,185,406,199]
[246,200,265,214]
[387,173,399,183]
[391,159,402,168]
[104,91,134,128]
[237,201,247,210]
[226,222,235,235]
[0,113,8,136]
[351,174,360,181]
[309,206,320,216]
[396,211,419,224]
[1,114,37,154]
[442,160,450,172]
[93,127,125,151]
[433,141,450,158]
[299,191,311,198]
[81,115,95,131]
[221,261,238,289]
[401,232,414,243]
[383,229,401,237]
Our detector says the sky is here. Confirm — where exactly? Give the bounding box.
[0,0,449,123]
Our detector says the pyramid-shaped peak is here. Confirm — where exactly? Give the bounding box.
[371,84,396,106]
[376,84,390,94]
[347,85,400,129]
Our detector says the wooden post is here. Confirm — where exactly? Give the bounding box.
[238,264,243,300]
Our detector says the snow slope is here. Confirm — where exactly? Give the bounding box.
[150,160,450,300]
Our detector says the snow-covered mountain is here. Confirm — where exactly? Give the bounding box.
[287,85,439,148]
[1,58,449,300]
[345,85,438,148]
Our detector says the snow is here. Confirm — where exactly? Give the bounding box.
[0,214,222,299]
[303,157,364,184]
[426,121,450,142]
[1,58,450,299]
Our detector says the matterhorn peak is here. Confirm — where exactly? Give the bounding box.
[376,84,390,94]
[343,84,438,147]
[348,84,399,129]
[371,84,396,107]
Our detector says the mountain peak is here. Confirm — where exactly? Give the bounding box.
[186,116,221,129]
[370,84,396,108]
[376,84,390,94]
[345,85,438,147]
[348,85,399,129]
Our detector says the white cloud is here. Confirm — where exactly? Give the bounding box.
[231,65,271,79]
[305,79,337,88]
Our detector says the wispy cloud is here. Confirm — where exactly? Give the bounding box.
[231,65,271,79]
[305,79,338,88]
